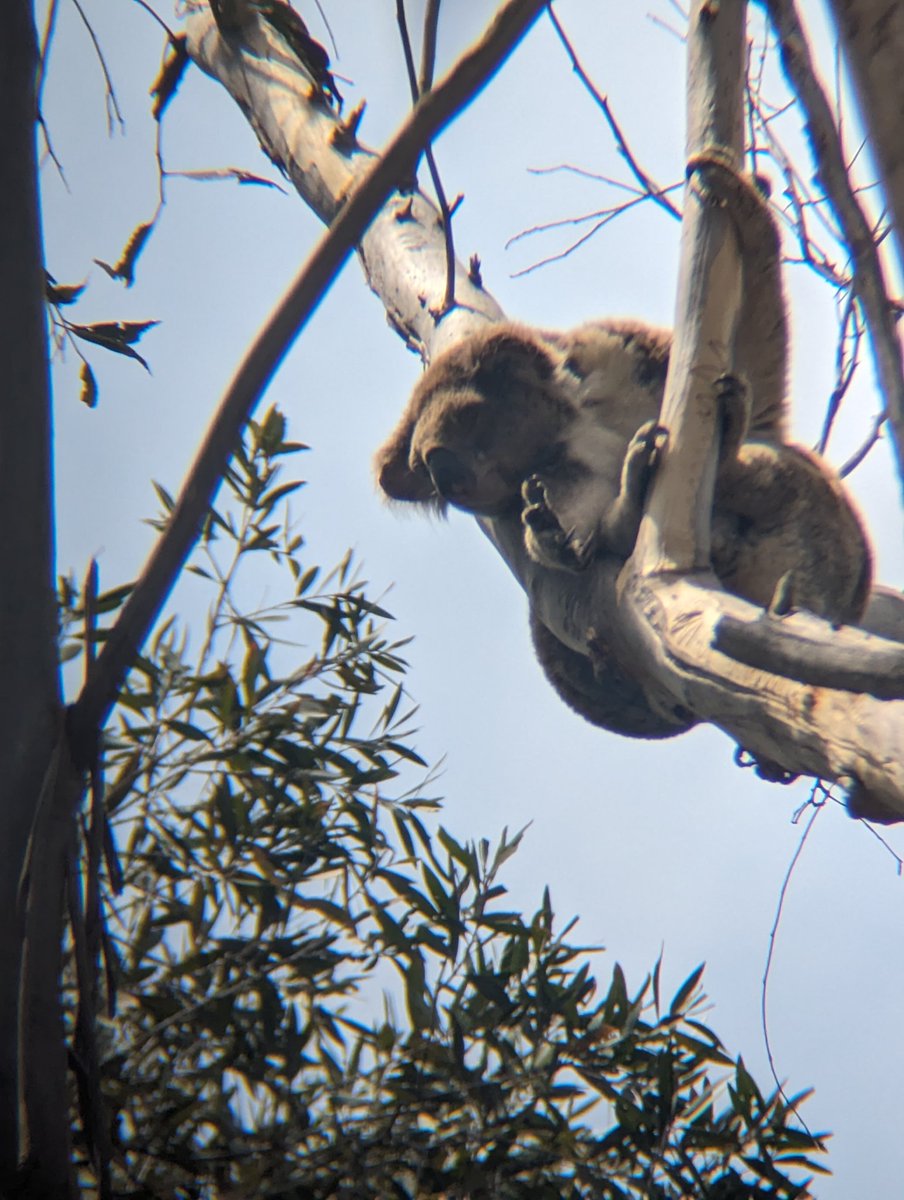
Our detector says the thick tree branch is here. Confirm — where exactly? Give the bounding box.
[713,609,904,697]
[634,0,746,575]
[761,0,904,492]
[71,0,543,742]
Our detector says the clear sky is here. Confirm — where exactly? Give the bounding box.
[41,1,903,1194]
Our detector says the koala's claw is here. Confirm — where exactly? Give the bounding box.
[715,373,750,459]
[522,475,589,571]
[623,420,667,500]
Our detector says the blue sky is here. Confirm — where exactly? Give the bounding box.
[41,1,904,1193]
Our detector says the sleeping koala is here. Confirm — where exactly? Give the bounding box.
[374,159,872,737]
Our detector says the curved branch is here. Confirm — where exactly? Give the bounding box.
[70,0,544,743]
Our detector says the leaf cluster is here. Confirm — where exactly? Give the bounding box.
[59,410,826,1199]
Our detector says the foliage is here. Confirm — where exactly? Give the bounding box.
[59,411,827,1198]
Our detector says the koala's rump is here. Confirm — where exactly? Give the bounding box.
[712,442,872,623]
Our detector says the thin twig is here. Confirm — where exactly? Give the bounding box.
[71,0,126,134]
[761,788,823,1135]
[547,6,681,220]
[508,188,681,277]
[35,0,59,114]
[129,0,177,41]
[72,0,547,740]
[840,410,887,477]
[38,115,68,185]
[310,0,339,58]
[36,0,68,183]
[396,0,456,313]
[763,0,904,488]
[818,290,863,455]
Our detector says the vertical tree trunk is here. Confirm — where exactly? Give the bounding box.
[0,0,66,1190]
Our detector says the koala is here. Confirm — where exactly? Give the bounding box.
[374,159,872,737]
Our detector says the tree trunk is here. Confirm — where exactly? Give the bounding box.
[0,1,71,1192]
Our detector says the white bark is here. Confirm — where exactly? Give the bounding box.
[184,1,904,821]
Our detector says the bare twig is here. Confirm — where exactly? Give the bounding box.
[35,0,59,114]
[508,189,679,278]
[547,6,681,220]
[761,789,823,1132]
[395,0,456,312]
[818,291,863,455]
[129,0,177,41]
[840,411,887,478]
[763,0,904,489]
[70,0,125,134]
[36,0,68,182]
[72,0,547,741]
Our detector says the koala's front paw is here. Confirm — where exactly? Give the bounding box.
[601,421,668,557]
[622,420,667,504]
[522,475,590,572]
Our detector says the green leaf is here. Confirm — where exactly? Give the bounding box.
[669,962,705,1017]
[69,319,159,369]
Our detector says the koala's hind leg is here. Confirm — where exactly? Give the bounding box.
[714,372,750,461]
[601,420,668,556]
[687,153,789,442]
[712,443,872,623]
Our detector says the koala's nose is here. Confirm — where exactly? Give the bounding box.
[424,447,475,503]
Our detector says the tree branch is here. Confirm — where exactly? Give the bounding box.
[762,0,904,492]
[71,0,543,741]
[78,0,904,833]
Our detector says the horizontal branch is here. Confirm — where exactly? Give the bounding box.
[714,609,904,698]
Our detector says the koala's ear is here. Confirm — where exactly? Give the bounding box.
[472,327,556,390]
[374,428,435,503]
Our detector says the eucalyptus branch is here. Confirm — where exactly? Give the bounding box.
[547,6,681,221]
[762,0,904,489]
[395,0,456,312]
[71,0,546,744]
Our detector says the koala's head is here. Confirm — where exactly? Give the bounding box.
[376,324,569,516]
